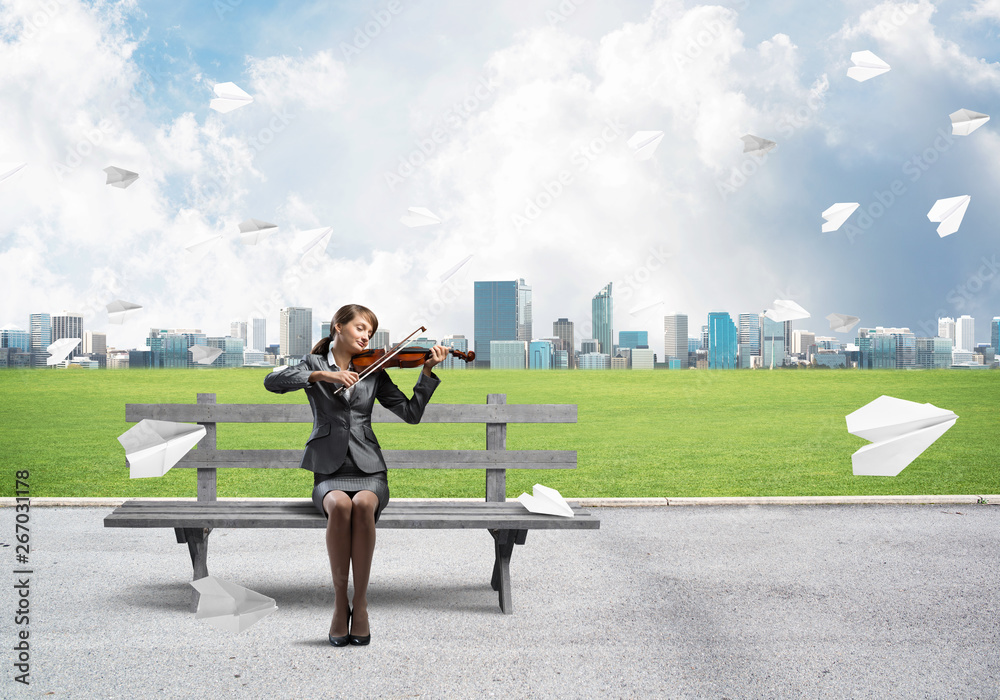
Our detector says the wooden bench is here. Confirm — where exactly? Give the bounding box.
[104,392,600,614]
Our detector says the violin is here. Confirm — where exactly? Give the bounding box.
[350,346,475,369]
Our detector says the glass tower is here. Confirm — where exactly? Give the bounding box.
[474,280,521,367]
[663,314,688,365]
[618,331,647,349]
[992,317,1000,351]
[592,283,613,355]
[707,312,737,369]
[280,307,312,357]
[738,313,761,356]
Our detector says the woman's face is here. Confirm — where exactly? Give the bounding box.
[336,314,373,351]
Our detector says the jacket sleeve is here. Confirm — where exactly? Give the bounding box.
[375,369,440,424]
[263,355,316,394]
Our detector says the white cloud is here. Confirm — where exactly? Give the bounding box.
[246,50,348,112]
[963,0,1000,23]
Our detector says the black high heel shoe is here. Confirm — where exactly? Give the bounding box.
[328,606,351,647]
[349,608,371,646]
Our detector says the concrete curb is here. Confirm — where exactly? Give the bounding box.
[2,495,997,507]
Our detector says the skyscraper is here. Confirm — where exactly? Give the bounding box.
[591,283,613,355]
[83,331,107,354]
[251,318,266,352]
[474,280,529,367]
[553,318,574,352]
[856,327,916,369]
[761,315,785,369]
[707,312,737,369]
[737,313,761,356]
[52,313,83,343]
[0,325,30,354]
[938,317,956,347]
[992,317,1000,351]
[230,321,248,346]
[280,307,312,357]
[956,315,974,351]
[29,313,52,368]
[663,314,688,364]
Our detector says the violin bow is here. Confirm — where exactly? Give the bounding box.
[332,325,427,395]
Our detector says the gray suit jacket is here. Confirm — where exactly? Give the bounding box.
[263,353,441,475]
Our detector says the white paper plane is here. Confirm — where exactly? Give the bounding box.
[627,131,664,160]
[103,166,139,189]
[185,234,223,260]
[191,576,277,633]
[117,419,206,478]
[826,313,860,334]
[434,254,474,282]
[741,134,776,156]
[846,395,957,476]
[926,195,970,237]
[46,338,81,365]
[106,299,142,325]
[400,207,441,227]
[294,226,333,257]
[190,345,224,365]
[764,299,810,322]
[516,483,574,518]
[210,82,253,113]
[0,162,27,183]
[821,202,860,232]
[237,218,278,244]
[949,109,989,136]
[629,299,664,316]
[847,50,890,82]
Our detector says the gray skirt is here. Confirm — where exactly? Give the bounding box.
[311,446,390,524]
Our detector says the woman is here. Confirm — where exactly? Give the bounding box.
[263,303,447,646]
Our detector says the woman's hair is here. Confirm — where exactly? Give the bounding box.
[310,304,378,355]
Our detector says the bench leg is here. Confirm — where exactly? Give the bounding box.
[489,529,527,614]
[175,527,212,612]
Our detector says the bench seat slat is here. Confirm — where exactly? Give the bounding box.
[170,449,577,469]
[126,403,577,424]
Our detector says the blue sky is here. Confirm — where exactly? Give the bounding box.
[2,0,999,356]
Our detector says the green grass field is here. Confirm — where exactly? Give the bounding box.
[1,367,997,499]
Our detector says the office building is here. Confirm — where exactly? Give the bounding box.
[738,313,761,356]
[553,350,569,369]
[206,336,245,367]
[814,351,848,368]
[251,317,266,352]
[320,321,331,340]
[632,347,655,369]
[243,349,270,366]
[856,327,916,369]
[591,283,613,355]
[992,317,1000,351]
[687,338,699,353]
[761,315,786,368]
[280,307,312,357]
[619,331,647,350]
[440,335,469,369]
[29,313,52,368]
[52,312,83,343]
[938,317,956,347]
[370,329,390,350]
[707,312,737,369]
[701,325,709,352]
[230,321,248,346]
[82,331,107,355]
[474,280,529,367]
[611,354,628,369]
[553,318,574,354]
[956,315,974,351]
[410,337,437,350]
[663,314,688,364]
[490,340,527,369]
[1,325,30,354]
[529,340,553,369]
[581,338,600,355]
[916,337,954,369]
[792,330,816,355]
[578,352,611,369]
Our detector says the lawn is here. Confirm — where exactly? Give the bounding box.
[1,367,997,498]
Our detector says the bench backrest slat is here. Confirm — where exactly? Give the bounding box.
[173,449,577,469]
[126,402,577,423]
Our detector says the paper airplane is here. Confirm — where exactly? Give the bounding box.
[516,483,574,518]
[826,313,860,334]
[435,254,473,282]
[190,576,277,633]
[210,82,253,113]
[190,345,224,365]
[629,299,664,316]
[237,218,278,244]
[741,134,776,156]
[764,299,810,322]
[103,166,139,189]
[846,395,957,476]
[949,109,989,136]
[627,131,664,160]
[926,195,970,237]
[400,207,441,227]
[821,202,860,232]
[847,50,890,82]
[106,299,142,324]
[1,162,27,183]
[117,419,206,478]
[295,226,333,257]
[185,234,223,260]
[46,338,80,365]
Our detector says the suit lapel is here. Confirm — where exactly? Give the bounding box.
[319,353,352,408]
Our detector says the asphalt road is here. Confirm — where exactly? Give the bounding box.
[2,504,998,699]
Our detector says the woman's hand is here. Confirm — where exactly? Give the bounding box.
[422,345,449,375]
[309,370,359,387]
